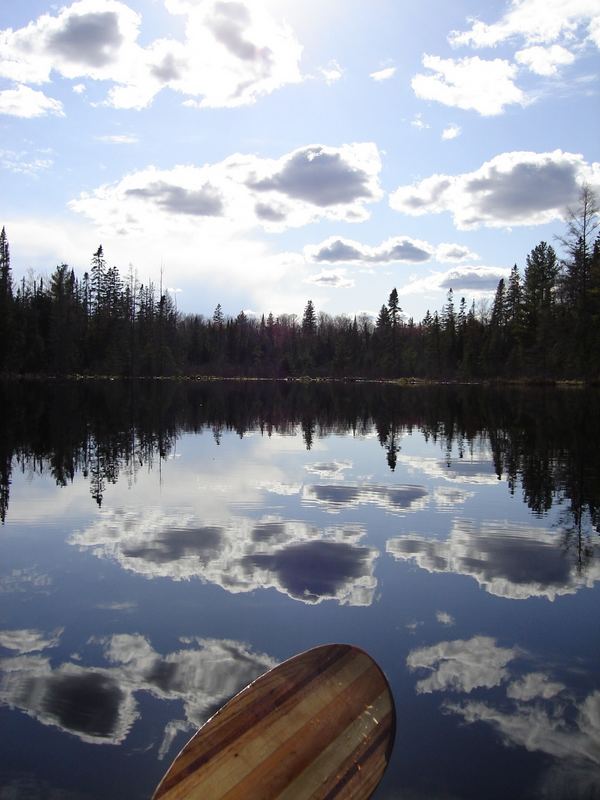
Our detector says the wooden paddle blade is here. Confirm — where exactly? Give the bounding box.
[153,643,395,800]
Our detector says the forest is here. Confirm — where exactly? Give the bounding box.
[0,187,598,381]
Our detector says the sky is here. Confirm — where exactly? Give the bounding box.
[1,0,599,321]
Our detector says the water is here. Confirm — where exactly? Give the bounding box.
[0,380,598,799]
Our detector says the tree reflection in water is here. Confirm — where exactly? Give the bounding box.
[0,379,598,559]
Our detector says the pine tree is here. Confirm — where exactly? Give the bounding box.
[0,227,14,372]
[557,184,599,309]
[0,227,12,301]
[387,288,401,329]
[302,299,316,334]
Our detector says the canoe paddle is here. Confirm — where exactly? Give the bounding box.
[153,643,396,799]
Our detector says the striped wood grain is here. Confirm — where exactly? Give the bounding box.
[153,643,395,800]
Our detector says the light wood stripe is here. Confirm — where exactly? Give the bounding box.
[275,691,392,800]
[153,644,395,800]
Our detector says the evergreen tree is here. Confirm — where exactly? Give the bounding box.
[557,184,599,309]
[387,288,401,329]
[302,299,316,334]
[0,227,12,301]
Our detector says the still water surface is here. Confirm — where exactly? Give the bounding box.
[0,380,599,799]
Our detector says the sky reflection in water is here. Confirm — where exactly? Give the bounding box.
[0,382,599,798]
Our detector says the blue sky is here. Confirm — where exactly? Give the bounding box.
[1,0,599,320]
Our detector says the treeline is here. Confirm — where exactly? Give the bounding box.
[0,187,598,380]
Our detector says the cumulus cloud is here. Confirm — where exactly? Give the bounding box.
[446,692,600,778]
[397,453,502,484]
[70,142,383,234]
[409,631,600,790]
[407,636,517,694]
[411,112,430,130]
[389,150,600,229]
[387,518,600,601]
[0,628,63,654]
[302,483,428,514]
[0,634,275,752]
[398,266,510,298]
[0,0,303,110]
[305,269,354,289]
[305,235,434,265]
[507,672,566,701]
[515,44,576,75]
[370,66,396,81]
[304,236,478,266]
[0,84,64,118]
[435,242,478,262]
[449,0,600,49]
[438,267,510,291]
[248,144,381,209]
[318,60,343,84]
[304,461,353,479]
[70,509,378,606]
[412,54,526,115]
[441,124,461,140]
[436,611,456,626]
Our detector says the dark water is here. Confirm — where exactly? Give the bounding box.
[0,380,599,800]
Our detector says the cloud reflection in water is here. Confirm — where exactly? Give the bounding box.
[387,519,600,600]
[0,630,275,757]
[71,510,377,605]
[407,635,600,795]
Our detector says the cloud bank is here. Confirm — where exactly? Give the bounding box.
[389,150,600,229]
[0,0,303,111]
[387,518,600,601]
[70,509,378,606]
[70,142,383,234]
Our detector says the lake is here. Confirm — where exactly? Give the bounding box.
[0,380,599,799]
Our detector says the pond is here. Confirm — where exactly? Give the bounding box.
[0,380,599,799]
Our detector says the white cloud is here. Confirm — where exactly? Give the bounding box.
[70,142,383,233]
[435,242,478,262]
[370,66,396,81]
[305,235,435,265]
[446,692,600,775]
[302,483,428,514]
[0,628,63,654]
[406,636,517,694]
[436,611,456,626]
[319,59,343,84]
[433,486,474,509]
[389,149,600,229]
[397,452,501,484]
[0,148,54,176]
[72,82,86,93]
[304,235,478,267]
[304,461,353,479]
[441,124,461,140]
[412,54,526,116]
[411,112,430,130]
[70,509,378,606]
[96,133,139,144]
[305,269,354,289]
[0,634,275,751]
[449,0,600,49]
[0,0,303,111]
[0,84,64,118]
[398,265,510,297]
[507,672,566,701]
[387,518,600,601]
[515,44,576,75]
